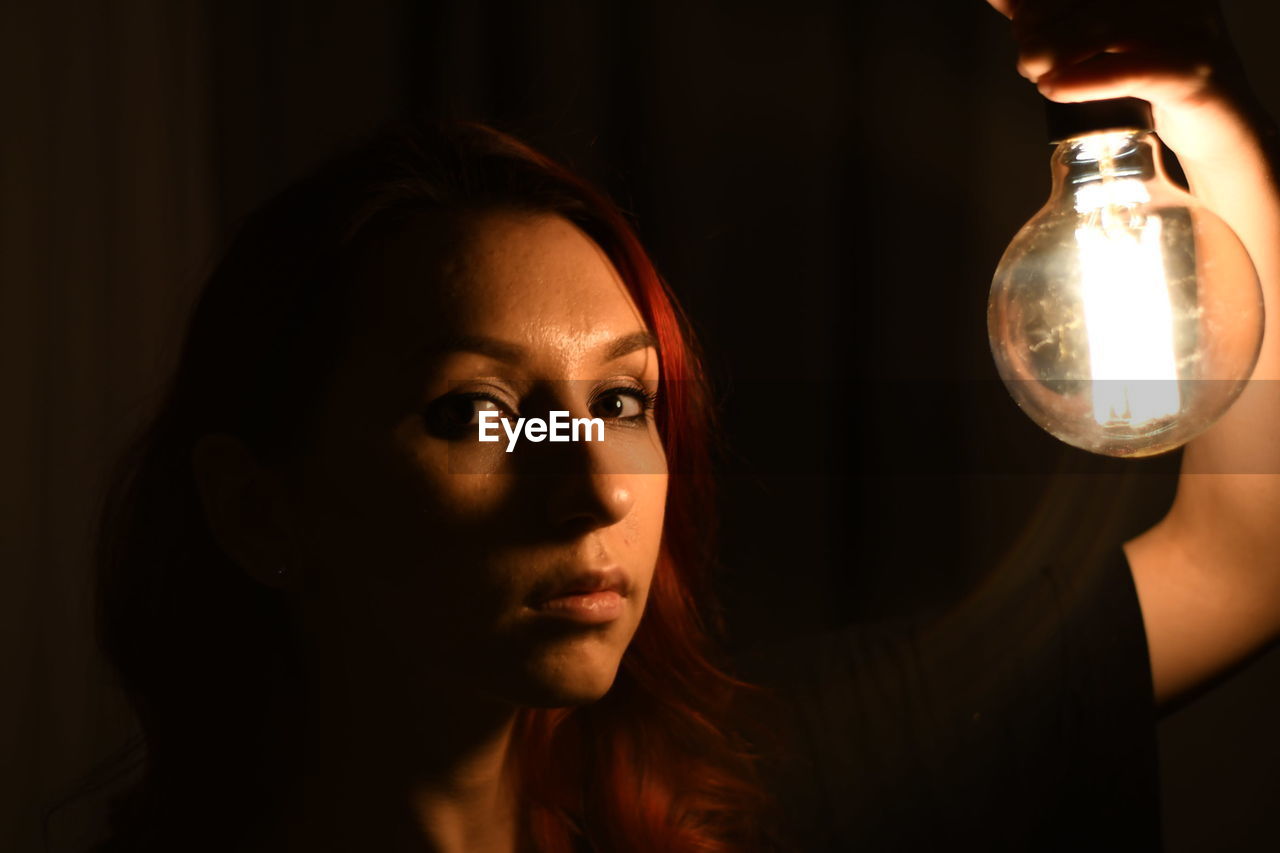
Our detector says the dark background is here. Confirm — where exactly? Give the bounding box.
[4,1,1279,850]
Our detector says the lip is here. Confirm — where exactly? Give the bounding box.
[529,566,631,625]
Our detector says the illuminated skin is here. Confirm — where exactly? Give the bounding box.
[988,0,1280,705]
[192,209,667,852]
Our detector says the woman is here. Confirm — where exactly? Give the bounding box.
[84,0,1280,850]
[91,121,774,852]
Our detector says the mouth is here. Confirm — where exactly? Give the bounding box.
[528,566,631,625]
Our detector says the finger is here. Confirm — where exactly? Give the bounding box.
[1016,29,1115,82]
[1012,0,1151,81]
[1012,0,1228,81]
[1035,50,1219,110]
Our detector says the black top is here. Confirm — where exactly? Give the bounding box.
[734,545,1161,851]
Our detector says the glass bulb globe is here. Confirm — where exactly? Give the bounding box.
[988,128,1265,457]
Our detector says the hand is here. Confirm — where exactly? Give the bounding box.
[986,0,1273,168]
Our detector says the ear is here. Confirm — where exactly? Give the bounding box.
[191,432,298,589]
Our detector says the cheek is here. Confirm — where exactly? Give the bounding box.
[292,439,523,672]
[627,473,669,582]
[293,427,516,595]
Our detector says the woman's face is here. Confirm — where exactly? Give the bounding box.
[279,208,668,709]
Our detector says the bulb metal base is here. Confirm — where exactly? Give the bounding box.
[1045,97,1154,144]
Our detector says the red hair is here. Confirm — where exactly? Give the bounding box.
[493,131,773,850]
[90,119,774,852]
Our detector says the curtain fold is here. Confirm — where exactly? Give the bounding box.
[1,2,215,849]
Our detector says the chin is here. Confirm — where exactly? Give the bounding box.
[512,643,625,707]
[520,680,614,708]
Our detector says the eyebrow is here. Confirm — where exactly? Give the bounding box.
[406,330,659,366]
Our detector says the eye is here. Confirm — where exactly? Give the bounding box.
[590,386,658,422]
[423,394,509,439]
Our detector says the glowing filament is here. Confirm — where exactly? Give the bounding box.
[1075,199,1180,427]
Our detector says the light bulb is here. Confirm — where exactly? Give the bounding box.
[988,98,1265,457]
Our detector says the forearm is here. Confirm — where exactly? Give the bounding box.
[1126,103,1280,702]
[1169,103,1280,555]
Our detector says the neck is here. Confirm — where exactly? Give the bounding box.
[256,650,526,853]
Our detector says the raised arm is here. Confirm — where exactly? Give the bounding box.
[988,0,1280,706]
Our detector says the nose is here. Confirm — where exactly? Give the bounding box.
[544,465,636,535]
[521,418,638,534]
[513,386,658,536]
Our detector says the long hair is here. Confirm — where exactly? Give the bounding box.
[89,119,774,852]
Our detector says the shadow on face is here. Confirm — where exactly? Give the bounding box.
[278,208,670,710]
